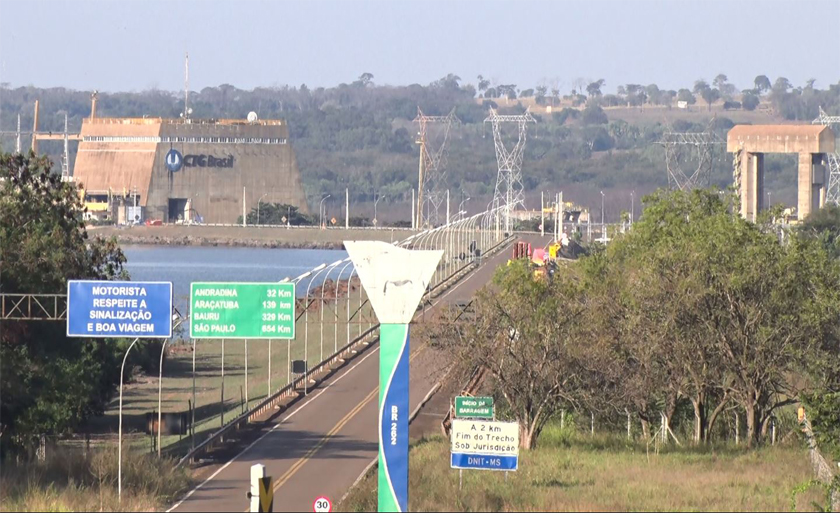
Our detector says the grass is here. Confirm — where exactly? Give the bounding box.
[88,298,377,456]
[0,447,191,512]
[340,426,824,512]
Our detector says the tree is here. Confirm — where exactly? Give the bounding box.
[519,88,535,98]
[754,75,772,95]
[477,75,490,94]
[596,189,840,445]
[582,104,608,125]
[586,79,605,97]
[741,92,760,111]
[677,89,696,105]
[713,73,728,90]
[535,85,547,105]
[700,87,720,111]
[773,77,792,93]
[1,152,130,447]
[693,79,710,94]
[355,72,374,87]
[429,260,597,448]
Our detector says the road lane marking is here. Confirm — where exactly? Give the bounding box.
[166,346,380,512]
[267,388,379,498]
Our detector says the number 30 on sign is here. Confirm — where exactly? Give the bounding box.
[313,496,332,512]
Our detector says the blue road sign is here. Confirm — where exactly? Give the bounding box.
[67,281,173,338]
[450,453,518,471]
[165,149,183,172]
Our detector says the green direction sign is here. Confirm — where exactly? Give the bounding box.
[455,396,495,419]
[190,282,295,339]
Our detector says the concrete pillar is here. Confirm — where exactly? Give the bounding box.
[741,152,764,222]
[814,154,827,211]
[798,152,825,221]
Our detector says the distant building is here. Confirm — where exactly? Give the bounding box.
[509,203,589,224]
[73,116,308,224]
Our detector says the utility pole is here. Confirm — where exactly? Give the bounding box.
[446,190,450,228]
[15,114,21,154]
[559,191,564,240]
[242,187,246,227]
[540,191,544,236]
[631,190,635,225]
[345,188,349,229]
[411,189,415,230]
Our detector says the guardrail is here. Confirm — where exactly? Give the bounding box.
[175,233,513,467]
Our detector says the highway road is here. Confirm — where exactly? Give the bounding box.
[168,234,551,512]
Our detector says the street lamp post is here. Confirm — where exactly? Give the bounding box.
[631,190,635,225]
[600,190,605,233]
[319,194,331,228]
[459,196,470,217]
[374,192,383,229]
[119,337,142,502]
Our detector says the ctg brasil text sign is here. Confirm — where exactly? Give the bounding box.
[190,282,295,339]
[67,281,173,338]
[450,419,519,471]
[455,396,494,419]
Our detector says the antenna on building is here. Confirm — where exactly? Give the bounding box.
[184,52,190,120]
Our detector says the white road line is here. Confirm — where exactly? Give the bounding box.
[166,346,381,512]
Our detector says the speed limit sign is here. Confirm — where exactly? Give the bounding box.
[313,496,332,512]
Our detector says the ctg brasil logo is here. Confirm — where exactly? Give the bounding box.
[165,149,183,172]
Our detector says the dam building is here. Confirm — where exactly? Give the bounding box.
[73,114,309,224]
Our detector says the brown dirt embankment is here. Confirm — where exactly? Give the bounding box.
[88,225,420,249]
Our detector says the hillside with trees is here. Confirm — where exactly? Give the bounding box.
[1,74,837,221]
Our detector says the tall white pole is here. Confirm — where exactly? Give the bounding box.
[541,191,544,237]
[243,187,246,227]
[119,337,141,503]
[268,339,272,397]
[184,52,189,118]
[559,191,564,240]
[15,114,21,154]
[411,189,416,230]
[631,191,635,225]
[245,339,249,408]
[345,188,349,230]
[446,190,450,230]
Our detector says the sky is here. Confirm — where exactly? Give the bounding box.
[1,0,838,94]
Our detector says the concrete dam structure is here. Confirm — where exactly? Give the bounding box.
[73,116,309,224]
[728,124,836,222]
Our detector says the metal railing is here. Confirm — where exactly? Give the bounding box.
[174,208,511,466]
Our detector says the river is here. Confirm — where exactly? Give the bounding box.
[122,245,349,313]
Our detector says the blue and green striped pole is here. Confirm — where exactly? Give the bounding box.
[345,241,443,513]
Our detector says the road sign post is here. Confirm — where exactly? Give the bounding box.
[67,281,173,338]
[66,280,174,504]
[450,419,519,471]
[454,396,494,420]
[313,496,332,512]
[345,241,443,513]
[190,282,295,339]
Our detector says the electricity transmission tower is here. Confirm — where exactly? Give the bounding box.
[414,108,459,228]
[485,108,536,233]
[813,106,840,205]
[658,119,723,191]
